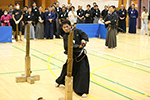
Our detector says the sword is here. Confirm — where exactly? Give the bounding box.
[115,26,126,33]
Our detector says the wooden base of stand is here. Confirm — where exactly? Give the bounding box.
[59,76,73,100]
[16,75,40,84]
[16,56,40,84]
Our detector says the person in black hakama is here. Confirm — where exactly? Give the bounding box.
[104,5,118,49]
[36,6,45,39]
[118,5,127,33]
[32,2,39,35]
[55,20,90,98]
[93,5,100,23]
[32,2,39,25]
[24,7,35,39]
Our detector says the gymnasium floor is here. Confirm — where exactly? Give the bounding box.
[0,31,150,100]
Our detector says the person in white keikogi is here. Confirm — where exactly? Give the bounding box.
[141,8,149,35]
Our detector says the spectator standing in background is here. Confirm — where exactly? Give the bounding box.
[68,6,77,26]
[93,5,100,23]
[32,2,39,34]
[66,5,70,13]
[102,5,108,19]
[24,7,35,39]
[36,6,45,39]
[22,6,28,35]
[91,2,97,11]
[8,4,15,30]
[45,6,56,39]
[53,3,56,7]
[22,6,28,26]
[51,5,59,38]
[118,5,127,33]
[59,7,68,38]
[128,4,138,34]
[1,10,12,26]
[84,4,92,23]
[91,2,97,23]
[8,4,13,17]
[77,5,85,23]
[128,2,134,13]
[12,3,23,41]
[141,8,149,35]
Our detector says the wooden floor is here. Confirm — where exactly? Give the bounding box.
[0,30,150,100]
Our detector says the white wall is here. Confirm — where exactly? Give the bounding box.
[58,0,119,11]
[57,0,68,7]
[74,0,119,11]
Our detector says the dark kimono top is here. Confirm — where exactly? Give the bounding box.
[93,9,100,18]
[84,10,92,20]
[22,11,28,22]
[118,9,127,18]
[32,7,39,18]
[38,12,45,21]
[59,11,68,22]
[24,12,35,25]
[45,11,56,24]
[55,7,62,14]
[128,9,138,19]
[63,29,89,55]
[102,9,108,19]
[77,9,85,17]
[104,12,118,29]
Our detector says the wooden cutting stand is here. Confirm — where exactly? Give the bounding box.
[15,24,40,84]
[59,31,74,100]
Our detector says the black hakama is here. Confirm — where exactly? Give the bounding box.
[56,52,90,95]
[56,29,90,96]
[105,26,117,48]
